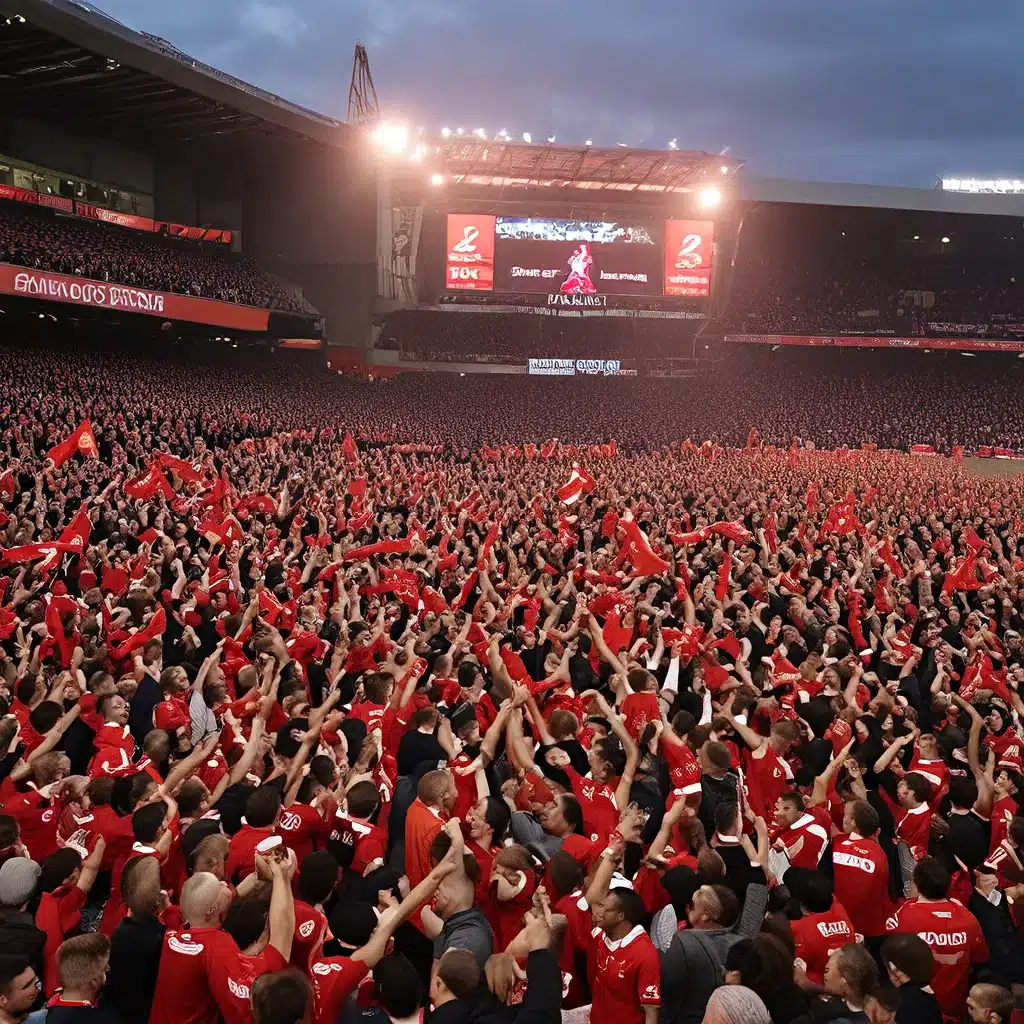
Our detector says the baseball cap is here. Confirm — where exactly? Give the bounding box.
[0,858,41,908]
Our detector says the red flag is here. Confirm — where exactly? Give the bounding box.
[0,540,80,568]
[342,432,358,465]
[124,463,174,501]
[877,538,905,579]
[452,570,479,610]
[618,518,670,577]
[343,537,413,562]
[0,469,14,501]
[420,586,449,616]
[710,521,753,545]
[157,454,204,484]
[710,631,741,660]
[557,465,595,505]
[965,528,987,553]
[45,594,79,667]
[347,477,368,500]
[763,513,779,555]
[715,557,731,602]
[805,483,819,517]
[942,553,981,595]
[109,606,167,660]
[601,509,620,539]
[47,421,98,468]
[539,439,558,459]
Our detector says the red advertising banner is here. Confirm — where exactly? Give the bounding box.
[0,263,269,332]
[0,183,231,242]
[726,333,1024,354]
[445,214,495,291]
[664,219,715,297]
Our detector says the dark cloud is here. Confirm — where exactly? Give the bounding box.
[98,0,1024,185]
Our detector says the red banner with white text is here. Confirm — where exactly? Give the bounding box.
[726,333,1024,354]
[664,219,715,297]
[0,264,269,331]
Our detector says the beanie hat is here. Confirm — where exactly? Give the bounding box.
[0,858,41,907]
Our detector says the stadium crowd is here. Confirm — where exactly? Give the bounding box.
[1,336,1024,1024]
[0,202,319,316]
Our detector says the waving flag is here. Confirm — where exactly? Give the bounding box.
[47,421,98,467]
[557,465,596,505]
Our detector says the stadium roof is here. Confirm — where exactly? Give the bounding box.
[0,0,349,148]
[744,175,1024,217]
[430,138,742,194]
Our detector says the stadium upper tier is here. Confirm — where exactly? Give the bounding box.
[0,200,319,315]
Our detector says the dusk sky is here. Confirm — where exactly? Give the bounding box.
[99,0,1021,188]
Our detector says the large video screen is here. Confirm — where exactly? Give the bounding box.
[444,214,714,298]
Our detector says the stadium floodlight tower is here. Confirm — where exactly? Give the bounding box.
[347,44,379,125]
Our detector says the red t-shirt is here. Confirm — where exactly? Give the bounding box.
[661,734,702,799]
[150,925,271,1024]
[885,898,988,1017]
[778,812,830,869]
[154,695,191,734]
[894,802,932,861]
[292,900,328,973]
[36,884,87,995]
[404,799,445,889]
[564,766,619,844]
[277,802,332,864]
[310,955,371,1024]
[831,834,891,937]
[222,945,288,1024]
[554,890,594,1009]
[0,778,61,861]
[790,900,855,985]
[225,824,276,883]
[488,871,537,954]
[990,795,1017,855]
[588,924,662,1024]
[743,744,793,822]
[621,692,661,743]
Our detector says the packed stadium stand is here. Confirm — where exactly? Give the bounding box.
[4,5,1024,1024]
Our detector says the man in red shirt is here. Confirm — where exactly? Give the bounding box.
[774,792,829,869]
[831,800,891,944]
[329,780,388,875]
[721,697,802,823]
[150,849,296,1024]
[885,857,988,1019]
[786,867,855,986]
[0,751,70,862]
[404,769,454,888]
[153,665,193,753]
[225,787,282,883]
[892,774,934,862]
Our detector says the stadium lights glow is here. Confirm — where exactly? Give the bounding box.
[941,236,951,243]
[430,173,445,187]
[699,186,722,208]
[374,123,409,154]
[441,127,451,138]
[456,127,464,136]
[668,139,678,150]
[913,235,920,240]
[474,128,487,139]
[720,165,729,174]
[942,177,1024,194]
[547,135,556,143]
[585,140,593,147]
[522,133,532,143]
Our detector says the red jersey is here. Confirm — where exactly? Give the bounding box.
[310,956,371,1024]
[88,723,138,778]
[277,802,332,864]
[908,754,949,808]
[564,766,619,844]
[488,871,537,954]
[885,898,988,1018]
[221,946,288,1024]
[292,900,328,972]
[984,839,1024,890]
[661,734,702,799]
[621,692,661,743]
[150,925,251,1024]
[153,696,191,734]
[831,833,891,936]
[330,813,388,875]
[790,900,855,985]
[554,890,594,1008]
[65,803,134,871]
[36,883,86,995]
[778,812,829,869]
[0,778,61,861]
[225,823,276,883]
[894,802,932,861]
[404,799,445,888]
[450,751,478,821]
[588,924,661,1024]
[990,795,1017,855]
[744,744,793,821]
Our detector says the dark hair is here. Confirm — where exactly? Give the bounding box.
[222,896,270,950]
[132,802,166,844]
[557,794,584,836]
[436,948,480,999]
[880,933,934,985]
[0,816,18,850]
[481,796,511,841]
[28,701,62,734]
[832,943,879,1002]
[546,851,585,901]
[373,954,424,1019]
[363,673,392,706]
[779,791,804,814]
[849,800,879,836]
[713,801,739,834]
[177,779,207,819]
[346,780,380,820]
[912,857,949,901]
[251,968,312,1024]
[245,786,283,828]
[947,776,978,810]
[704,741,732,773]
[785,867,833,914]
[297,851,339,906]
[901,773,932,804]
[593,736,627,777]
[38,847,83,894]
[0,956,33,992]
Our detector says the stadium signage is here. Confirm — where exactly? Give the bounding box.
[528,358,622,376]
[0,264,270,332]
[546,293,608,307]
[726,333,1024,354]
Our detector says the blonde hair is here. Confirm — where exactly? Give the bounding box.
[56,933,110,990]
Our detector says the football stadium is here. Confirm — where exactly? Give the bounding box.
[0,3,1022,1024]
